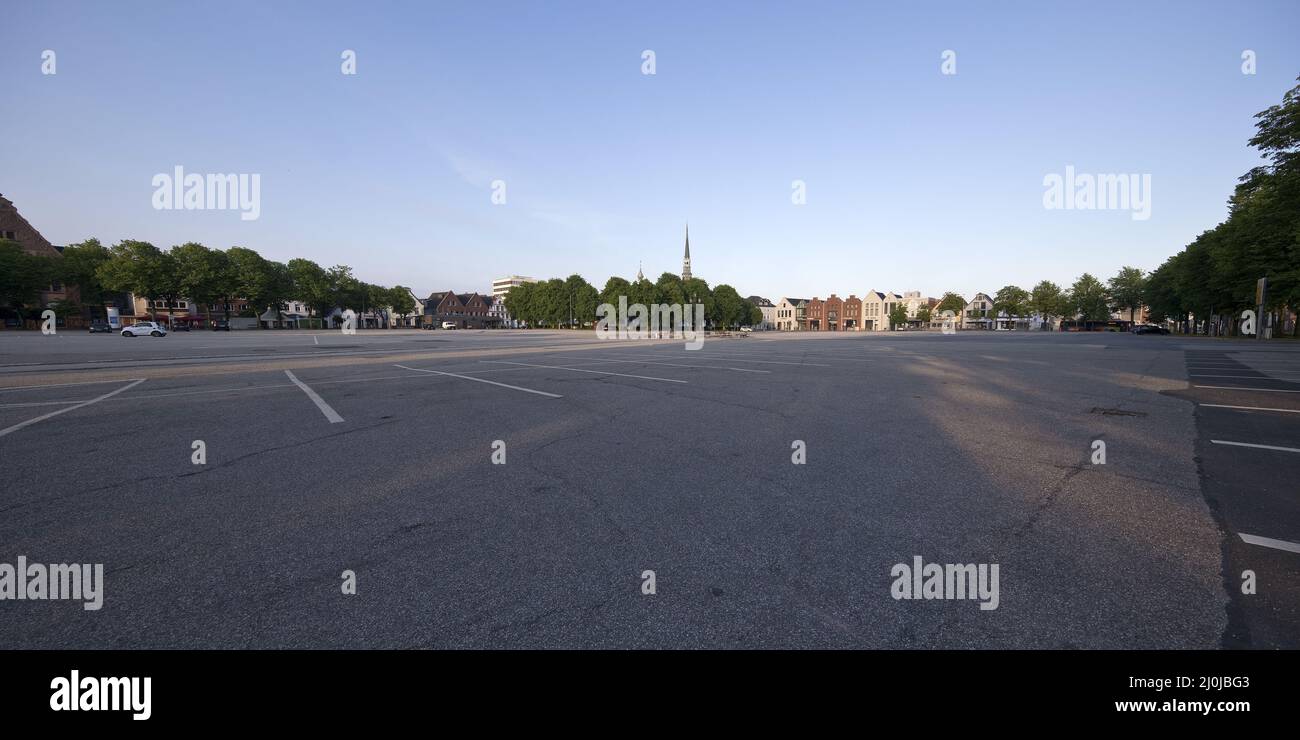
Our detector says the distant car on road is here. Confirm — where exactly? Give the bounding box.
[1132,324,1170,335]
[211,319,230,331]
[88,320,113,333]
[740,326,753,332]
[171,322,191,332]
[122,322,166,337]
[441,321,458,330]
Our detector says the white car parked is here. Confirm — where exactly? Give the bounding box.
[121,321,167,337]
[441,321,458,330]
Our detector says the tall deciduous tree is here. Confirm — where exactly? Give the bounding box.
[171,242,230,325]
[1069,273,1111,322]
[1030,280,1065,329]
[936,292,966,314]
[1107,266,1147,323]
[97,240,176,321]
[58,238,111,318]
[0,239,55,321]
[993,285,1030,321]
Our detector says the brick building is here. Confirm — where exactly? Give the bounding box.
[424,291,498,329]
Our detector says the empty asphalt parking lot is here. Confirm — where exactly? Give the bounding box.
[0,328,1295,648]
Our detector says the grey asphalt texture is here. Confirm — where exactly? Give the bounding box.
[1,328,1295,648]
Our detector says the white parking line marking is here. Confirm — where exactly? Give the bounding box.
[581,357,771,373]
[682,354,830,367]
[394,364,563,398]
[1210,439,1300,453]
[1239,533,1300,555]
[1193,385,1300,393]
[482,360,687,383]
[284,370,344,423]
[0,400,84,409]
[0,377,149,393]
[1200,404,1300,414]
[0,379,147,439]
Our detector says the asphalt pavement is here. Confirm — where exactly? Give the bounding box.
[0,328,1294,648]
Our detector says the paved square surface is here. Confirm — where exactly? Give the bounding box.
[1,329,1295,648]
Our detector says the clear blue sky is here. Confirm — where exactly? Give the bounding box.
[3,1,1298,301]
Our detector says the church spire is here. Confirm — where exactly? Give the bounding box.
[681,223,692,281]
[636,261,644,282]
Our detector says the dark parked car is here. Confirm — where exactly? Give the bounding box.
[171,322,191,332]
[212,319,231,331]
[88,320,113,333]
[1132,324,1170,335]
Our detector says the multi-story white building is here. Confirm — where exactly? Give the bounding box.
[492,275,537,328]
[487,295,509,327]
[746,296,776,330]
[774,297,807,331]
[492,275,537,300]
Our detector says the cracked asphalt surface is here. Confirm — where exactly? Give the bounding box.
[2,328,1292,648]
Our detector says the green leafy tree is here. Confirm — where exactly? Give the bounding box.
[58,238,111,317]
[504,281,536,326]
[599,277,631,308]
[1107,266,1147,323]
[680,277,714,325]
[226,247,284,323]
[326,265,361,316]
[654,272,685,306]
[711,284,745,329]
[288,258,332,317]
[1138,77,1300,336]
[1069,273,1111,322]
[1029,280,1066,329]
[534,279,567,327]
[563,274,599,326]
[916,306,932,323]
[171,242,231,325]
[388,286,417,326]
[993,285,1030,321]
[0,240,55,321]
[888,303,909,329]
[97,240,177,321]
[936,292,966,314]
